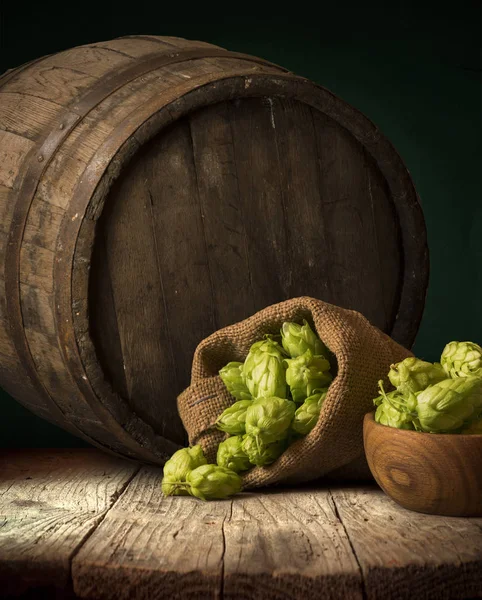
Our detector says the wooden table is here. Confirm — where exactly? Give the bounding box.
[1,449,481,599]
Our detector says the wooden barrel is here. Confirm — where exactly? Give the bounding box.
[0,35,428,463]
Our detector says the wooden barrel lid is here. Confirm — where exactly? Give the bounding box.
[85,91,427,446]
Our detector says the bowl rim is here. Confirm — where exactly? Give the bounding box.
[364,410,482,439]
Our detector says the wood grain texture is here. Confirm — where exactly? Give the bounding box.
[0,62,97,104]
[0,131,34,188]
[72,471,361,600]
[189,100,256,329]
[73,466,228,600]
[98,147,184,444]
[223,489,362,600]
[2,449,482,599]
[134,119,216,393]
[0,449,139,597]
[310,108,397,330]
[0,93,60,141]
[363,412,482,517]
[331,486,482,600]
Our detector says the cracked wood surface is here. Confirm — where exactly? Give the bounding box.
[0,449,139,597]
[1,449,482,599]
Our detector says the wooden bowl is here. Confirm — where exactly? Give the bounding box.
[363,411,482,516]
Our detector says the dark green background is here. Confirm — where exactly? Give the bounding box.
[0,2,480,448]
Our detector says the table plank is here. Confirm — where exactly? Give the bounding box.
[2,449,482,599]
[73,467,362,600]
[0,449,139,597]
[223,489,362,600]
[72,465,229,599]
[331,487,482,600]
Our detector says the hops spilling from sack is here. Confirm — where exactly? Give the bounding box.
[374,341,482,433]
[162,320,333,500]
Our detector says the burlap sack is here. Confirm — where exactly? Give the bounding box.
[177,296,412,489]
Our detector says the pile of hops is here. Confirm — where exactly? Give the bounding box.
[162,320,333,500]
[374,341,482,433]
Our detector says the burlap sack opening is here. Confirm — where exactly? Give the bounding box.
[177,296,412,489]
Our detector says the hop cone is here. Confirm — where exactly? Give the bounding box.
[162,446,207,497]
[186,464,242,501]
[373,388,415,430]
[241,434,287,466]
[219,362,251,400]
[292,390,328,435]
[285,349,332,404]
[441,341,482,379]
[388,357,447,394]
[281,319,329,358]
[216,399,253,435]
[245,396,296,444]
[243,339,287,399]
[416,376,482,433]
[216,436,252,473]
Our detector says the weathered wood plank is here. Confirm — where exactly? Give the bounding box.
[74,466,361,600]
[20,283,56,335]
[271,98,335,303]
[0,449,139,597]
[1,448,480,600]
[223,489,362,600]
[0,184,14,233]
[100,154,183,443]
[229,97,290,309]
[88,232,129,401]
[73,465,227,600]
[0,130,35,188]
[365,155,402,327]
[189,101,256,329]
[42,46,134,78]
[19,243,55,292]
[0,93,61,140]
[331,487,482,600]
[141,119,215,393]
[311,109,395,331]
[1,64,97,105]
[23,197,65,252]
[23,328,94,421]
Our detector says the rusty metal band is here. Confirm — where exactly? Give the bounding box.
[4,44,286,456]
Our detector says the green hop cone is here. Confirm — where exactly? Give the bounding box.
[215,399,253,435]
[186,464,242,501]
[243,339,287,399]
[292,390,328,435]
[219,362,252,400]
[161,445,207,497]
[245,396,296,444]
[281,319,329,358]
[416,376,482,433]
[441,341,482,379]
[373,385,415,430]
[241,434,287,466]
[216,435,252,473]
[388,357,447,394]
[285,349,332,404]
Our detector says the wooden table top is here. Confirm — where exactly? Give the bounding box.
[0,449,481,600]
